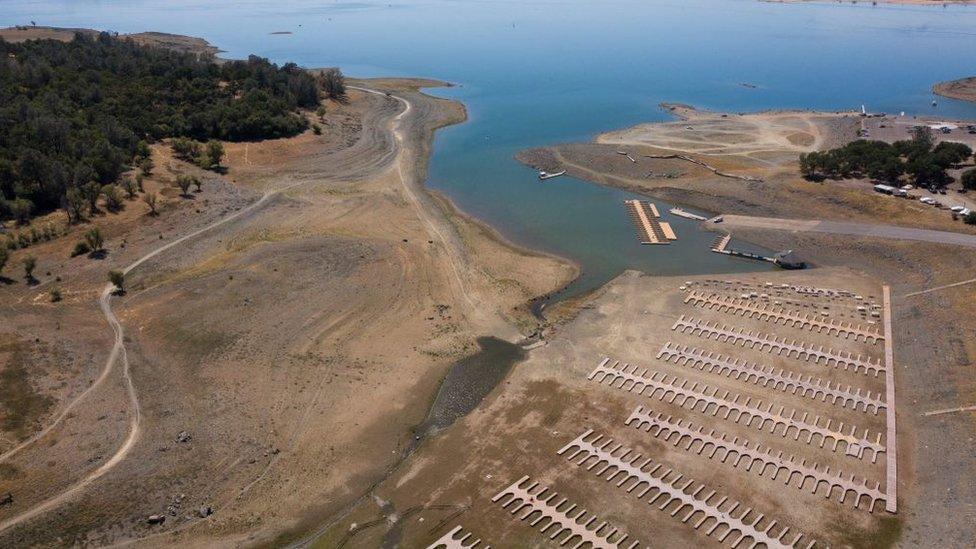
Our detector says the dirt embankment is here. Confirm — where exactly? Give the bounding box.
[0,75,573,547]
[934,76,976,103]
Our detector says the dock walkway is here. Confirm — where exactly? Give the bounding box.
[624,200,677,245]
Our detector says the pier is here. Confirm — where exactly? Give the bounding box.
[624,200,677,245]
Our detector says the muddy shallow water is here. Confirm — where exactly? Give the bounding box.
[409,336,525,445]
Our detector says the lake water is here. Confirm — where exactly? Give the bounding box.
[6,0,976,298]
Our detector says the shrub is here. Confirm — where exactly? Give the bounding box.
[84,227,104,252]
[108,270,125,293]
[102,184,124,212]
[143,191,159,215]
[22,255,37,280]
[120,176,138,199]
[71,241,91,257]
[176,175,196,196]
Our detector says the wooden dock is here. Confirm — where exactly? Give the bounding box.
[624,200,677,245]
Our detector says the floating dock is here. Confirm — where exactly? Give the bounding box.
[624,200,677,245]
[670,207,708,221]
[710,233,805,269]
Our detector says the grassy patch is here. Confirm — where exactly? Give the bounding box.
[0,337,53,439]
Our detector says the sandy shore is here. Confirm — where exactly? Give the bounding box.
[0,34,574,547]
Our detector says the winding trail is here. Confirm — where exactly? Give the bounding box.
[2,83,508,546]
[0,190,281,535]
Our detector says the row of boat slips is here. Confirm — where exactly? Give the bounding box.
[624,199,678,245]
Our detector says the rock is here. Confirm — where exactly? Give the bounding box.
[198,505,213,518]
[147,514,166,525]
[176,431,191,443]
[0,492,12,506]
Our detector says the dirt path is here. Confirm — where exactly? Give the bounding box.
[714,214,976,248]
[350,86,489,333]
[0,81,530,547]
[0,190,282,535]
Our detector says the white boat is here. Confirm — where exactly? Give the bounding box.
[538,170,566,180]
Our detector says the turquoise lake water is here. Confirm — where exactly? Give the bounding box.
[6,0,976,299]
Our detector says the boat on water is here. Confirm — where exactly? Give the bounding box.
[538,170,566,180]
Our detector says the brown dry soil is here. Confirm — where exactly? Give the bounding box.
[321,267,915,548]
[0,77,574,548]
[489,104,976,547]
[288,107,976,549]
[934,76,976,104]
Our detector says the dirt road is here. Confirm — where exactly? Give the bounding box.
[0,76,573,548]
[0,189,286,535]
[713,214,976,248]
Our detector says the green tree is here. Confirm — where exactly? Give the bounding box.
[63,188,87,223]
[176,175,195,197]
[912,126,934,151]
[83,226,104,252]
[961,168,976,191]
[135,140,152,160]
[320,68,347,101]
[0,33,316,223]
[205,140,224,169]
[139,158,155,177]
[49,288,62,302]
[142,191,158,215]
[22,255,37,281]
[83,181,102,215]
[101,184,124,212]
[172,138,201,162]
[6,198,34,225]
[0,247,8,276]
[120,176,138,199]
[966,211,976,225]
[932,141,973,166]
[108,270,125,294]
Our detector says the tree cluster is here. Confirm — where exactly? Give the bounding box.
[0,31,321,221]
[799,127,973,188]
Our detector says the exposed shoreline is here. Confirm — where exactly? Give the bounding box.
[0,28,575,548]
[933,76,976,103]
